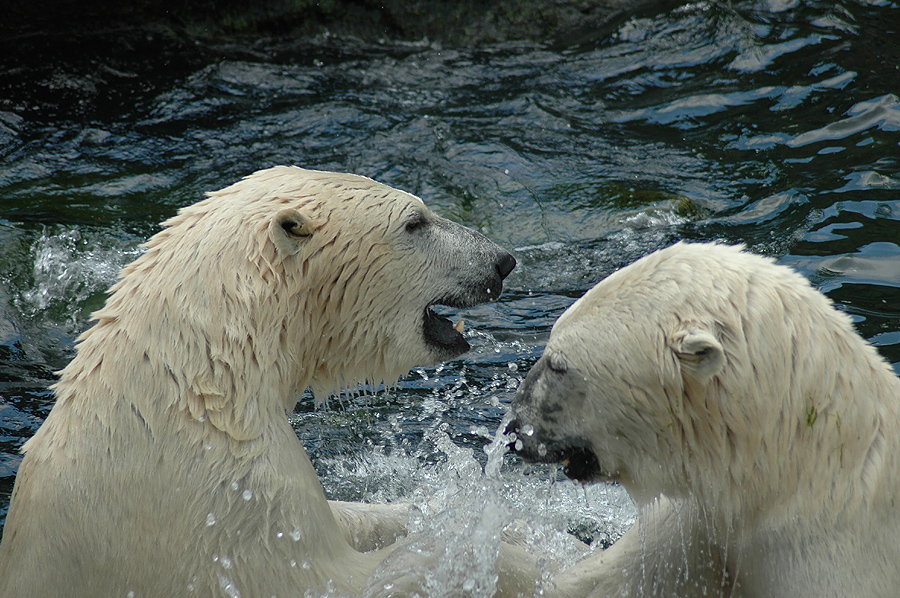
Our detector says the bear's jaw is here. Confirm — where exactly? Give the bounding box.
[559,446,606,483]
[505,421,610,483]
[422,304,470,359]
[419,279,506,361]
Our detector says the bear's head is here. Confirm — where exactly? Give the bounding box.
[87,167,515,440]
[508,242,886,515]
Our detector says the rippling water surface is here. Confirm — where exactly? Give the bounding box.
[1,0,899,592]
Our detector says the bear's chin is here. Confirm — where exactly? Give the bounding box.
[422,306,470,359]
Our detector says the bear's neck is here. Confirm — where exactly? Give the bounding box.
[684,346,900,533]
[33,309,379,593]
[65,259,319,443]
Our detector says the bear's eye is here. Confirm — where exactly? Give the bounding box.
[405,213,426,233]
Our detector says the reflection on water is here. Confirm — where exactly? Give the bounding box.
[1,0,899,592]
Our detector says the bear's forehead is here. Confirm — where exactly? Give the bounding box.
[289,185,424,219]
[211,166,428,214]
[548,322,622,363]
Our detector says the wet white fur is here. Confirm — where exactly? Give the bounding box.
[535,243,900,597]
[0,167,534,598]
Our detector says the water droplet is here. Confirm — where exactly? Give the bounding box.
[522,424,535,436]
[230,481,239,491]
[221,555,233,569]
[127,592,135,598]
[507,362,518,372]
[301,560,311,570]
[206,512,216,526]
[275,531,284,539]
[514,439,523,451]
[290,559,297,568]
[242,490,252,501]
[290,528,302,541]
[537,443,547,457]
[218,574,241,598]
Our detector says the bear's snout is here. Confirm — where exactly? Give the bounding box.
[506,417,604,483]
[495,252,516,281]
[509,346,606,481]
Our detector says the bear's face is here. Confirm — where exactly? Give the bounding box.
[154,167,515,403]
[509,319,694,500]
[279,178,515,398]
[374,198,515,363]
[507,243,736,502]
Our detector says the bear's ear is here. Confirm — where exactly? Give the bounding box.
[671,329,724,382]
[270,208,316,256]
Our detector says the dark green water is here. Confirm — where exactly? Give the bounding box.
[1,0,899,574]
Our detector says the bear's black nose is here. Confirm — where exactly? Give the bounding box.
[496,253,516,280]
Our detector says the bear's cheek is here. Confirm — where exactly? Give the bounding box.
[530,360,593,433]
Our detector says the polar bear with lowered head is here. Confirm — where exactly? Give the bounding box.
[0,166,524,597]
[509,242,900,598]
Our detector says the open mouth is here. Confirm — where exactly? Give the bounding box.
[559,446,604,483]
[420,258,511,361]
[507,424,606,484]
[422,302,470,359]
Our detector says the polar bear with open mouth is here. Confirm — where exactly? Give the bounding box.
[0,166,528,597]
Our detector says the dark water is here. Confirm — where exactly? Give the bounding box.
[1,0,899,571]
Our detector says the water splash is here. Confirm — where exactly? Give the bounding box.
[358,428,511,597]
[348,406,635,597]
[16,225,142,329]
